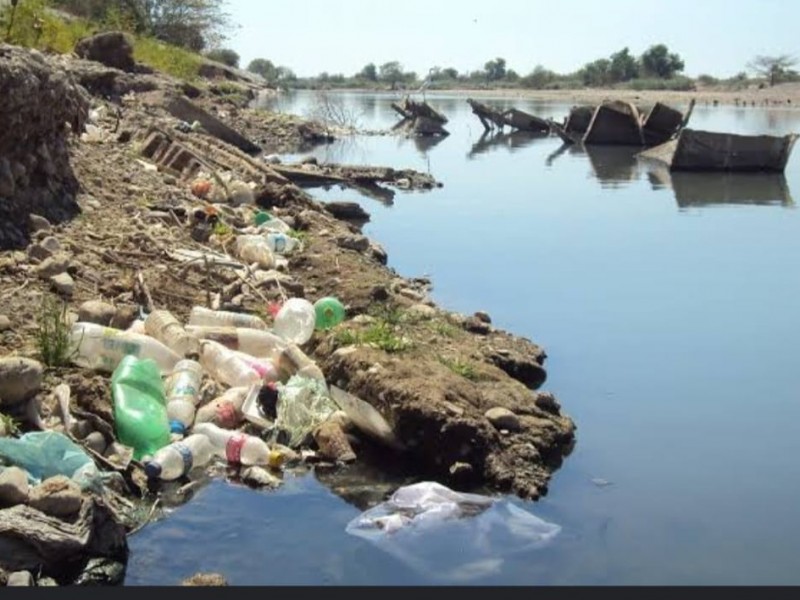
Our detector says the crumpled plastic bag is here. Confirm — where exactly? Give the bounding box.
[0,431,102,491]
[275,375,338,447]
[346,482,561,582]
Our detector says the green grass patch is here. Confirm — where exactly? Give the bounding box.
[35,295,74,368]
[133,37,202,81]
[334,321,412,353]
[439,356,480,381]
[0,413,20,436]
[212,220,233,237]
[287,229,308,244]
[430,319,458,338]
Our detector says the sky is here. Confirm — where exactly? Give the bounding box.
[225,0,796,79]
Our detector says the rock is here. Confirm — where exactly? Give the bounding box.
[240,467,281,489]
[370,285,390,301]
[34,255,70,279]
[50,272,75,296]
[369,241,388,265]
[0,467,30,507]
[325,201,370,222]
[398,287,425,302]
[449,461,475,479]
[28,476,83,518]
[74,32,136,72]
[182,573,228,586]
[0,315,10,331]
[336,234,370,252]
[27,243,52,262]
[28,214,51,233]
[313,421,357,463]
[464,316,491,335]
[73,558,127,586]
[485,407,522,432]
[409,304,437,319]
[117,130,133,144]
[109,305,138,330]
[0,357,43,406]
[300,156,318,165]
[78,300,116,326]
[485,348,548,390]
[474,311,492,324]
[39,236,61,254]
[6,571,33,587]
[534,391,561,415]
[83,432,107,455]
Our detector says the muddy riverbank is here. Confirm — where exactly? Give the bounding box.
[0,41,574,585]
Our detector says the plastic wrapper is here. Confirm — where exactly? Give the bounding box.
[345,482,561,581]
[275,375,338,447]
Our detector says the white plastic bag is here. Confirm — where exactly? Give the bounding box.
[345,482,561,581]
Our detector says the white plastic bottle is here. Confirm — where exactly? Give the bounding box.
[235,235,275,268]
[185,326,288,361]
[277,344,327,385]
[193,422,271,465]
[143,434,215,480]
[199,340,262,388]
[263,232,300,255]
[145,310,201,358]
[232,351,280,383]
[273,298,316,345]
[194,386,250,428]
[188,306,268,330]
[164,360,204,435]
[69,322,181,374]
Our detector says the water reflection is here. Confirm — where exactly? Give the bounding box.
[468,130,550,159]
[546,143,641,186]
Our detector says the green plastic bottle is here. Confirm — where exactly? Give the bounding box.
[111,355,171,461]
[254,211,272,226]
[314,297,346,331]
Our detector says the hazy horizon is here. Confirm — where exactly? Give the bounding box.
[225,0,795,80]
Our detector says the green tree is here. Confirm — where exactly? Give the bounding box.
[640,44,685,79]
[580,58,611,86]
[358,62,378,81]
[379,61,404,87]
[609,47,638,82]
[205,47,239,68]
[748,54,797,86]
[484,57,507,81]
[247,58,277,81]
[521,65,556,89]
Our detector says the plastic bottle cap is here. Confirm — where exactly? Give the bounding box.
[144,461,162,479]
[254,211,272,226]
[170,420,186,435]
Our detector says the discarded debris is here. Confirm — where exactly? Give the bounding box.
[466,99,550,133]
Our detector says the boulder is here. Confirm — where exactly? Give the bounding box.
[0,467,30,507]
[0,357,43,406]
[50,272,75,297]
[28,214,51,232]
[325,201,370,222]
[34,255,70,279]
[28,476,83,518]
[0,316,10,332]
[336,234,370,253]
[74,32,136,73]
[6,571,33,586]
[484,407,522,432]
[78,301,116,326]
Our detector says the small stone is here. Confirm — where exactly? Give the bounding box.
[6,571,34,587]
[408,304,436,318]
[78,300,116,326]
[442,401,464,417]
[398,287,425,302]
[484,407,522,432]
[370,285,390,301]
[449,461,474,478]
[27,243,53,262]
[34,255,70,279]
[337,234,370,252]
[83,431,107,455]
[300,156,318,165]
[29,475,83,518]
[241,466,281,489]
[163,175,177,186]
[109,305,138,330]
[0,467,30,507]
[117,130,133,144]
[0,357,43,406]
[464,316,491,335]
[29,214,51,232]
[351,314,376,325]
[369,242,388,265]
[182,573,228,586]
[534,391,561,414]
[313,421,356,463]
[474,311,492,324]
[50,272,75,296]
[40,236,61,254]
[0,315,10,331]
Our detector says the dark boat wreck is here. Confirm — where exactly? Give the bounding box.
[638,128,799,173]
[391,97,449,137]
[466,99,550,133]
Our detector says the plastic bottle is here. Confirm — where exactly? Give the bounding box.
[164,360,204,435]
[194,386,250,429]
[235,235,275,268]
[185,326,288,361]
[277,344,327,385]
[193,422,271,466]
[199,340,262,388]
[263,232,300,255]
[314,297,346,330]
[70,322,181,374]
[143,434,215,480]
[188,306,267,330]
[111,355,171,461]
[144,310,201,358]
[232,351,280,383]
[273,298,316,345]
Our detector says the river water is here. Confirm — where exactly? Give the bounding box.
[126,92,800,585]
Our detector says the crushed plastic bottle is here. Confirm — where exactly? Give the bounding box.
[235,235,275,268]
[185,326,288,362]
[232,351,280,382]
[143,434,215,481]
[275,375,338,448]
[70,322,181,374]
[144,310,201,358]
[164,360,204,435]
[193,422,271,466]
[199,340,262,388]
[111,355,171,461]
[194,386,250,429]
[262,232,300,255]
[314,297,346,330]
[188,306,268,330]
[277,343,326,384]
[273,298,316,345]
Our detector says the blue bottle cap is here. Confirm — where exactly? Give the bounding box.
[144,461,162,479]
[170,420,186,435]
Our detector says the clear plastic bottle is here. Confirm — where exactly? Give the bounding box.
[143,433,215,480]
[235,235,275,268]
[70,322,181,374]
[199,340,262,388]
[164,360,204,435]
[263,232,300,255]
[193,422,271,466]
[194,386,250,429]
[273,298,316,345]
[232,351,280,383]
[188,306,268,330]
[277,344,327,385]
[185,326,288,361]
[144,310,201,358]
